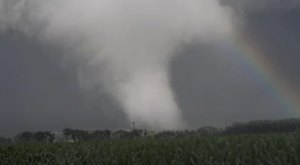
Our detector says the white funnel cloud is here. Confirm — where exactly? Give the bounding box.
[0,0,233,129]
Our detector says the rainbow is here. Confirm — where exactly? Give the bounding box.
[223,30,300,116]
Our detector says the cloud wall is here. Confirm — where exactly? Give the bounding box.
[0,0,233,129]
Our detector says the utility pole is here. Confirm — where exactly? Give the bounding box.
[131,121,135,130]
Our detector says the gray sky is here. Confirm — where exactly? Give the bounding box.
[1,0,300,136]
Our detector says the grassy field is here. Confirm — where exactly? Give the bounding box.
[1,133,300,165]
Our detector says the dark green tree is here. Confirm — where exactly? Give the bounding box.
[15,131,33,143]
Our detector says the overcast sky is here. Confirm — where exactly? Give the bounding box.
[1,0,300,136]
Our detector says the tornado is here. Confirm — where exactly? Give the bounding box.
[0,0,233,129]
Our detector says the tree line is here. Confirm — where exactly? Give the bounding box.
[14,131,55,143]
[223,118,300,135]
[1,118,300,143]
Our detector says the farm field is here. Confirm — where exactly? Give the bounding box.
[1,133,300,165]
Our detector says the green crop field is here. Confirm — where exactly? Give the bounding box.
[1,133,300,165]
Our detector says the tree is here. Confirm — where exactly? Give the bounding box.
[15,131,33,143]
[33,131,47,142]
[63,128,76,142]
[155,131,176,138]
[44,131,55,143]
[0,137,12,143]
[131,129,143,138]
[75,130,91,141]
[63,129,94,142]
[33,131,55,143]
[92,129,111,140]
[197,127,222,136]
[115,130,131,139]
[223,118,300,135]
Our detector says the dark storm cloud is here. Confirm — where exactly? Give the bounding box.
[171,42,290,128]
[0,34,127,136]
[0,0,300,136]
[1,0,233,131]
[171,0,300,127]
[244,9,300,88]
[225,0,300,90]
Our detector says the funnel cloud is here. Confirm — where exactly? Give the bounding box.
[0,0,233,130]
[2,0,298,136]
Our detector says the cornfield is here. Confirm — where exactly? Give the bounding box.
[1,134,300,165]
